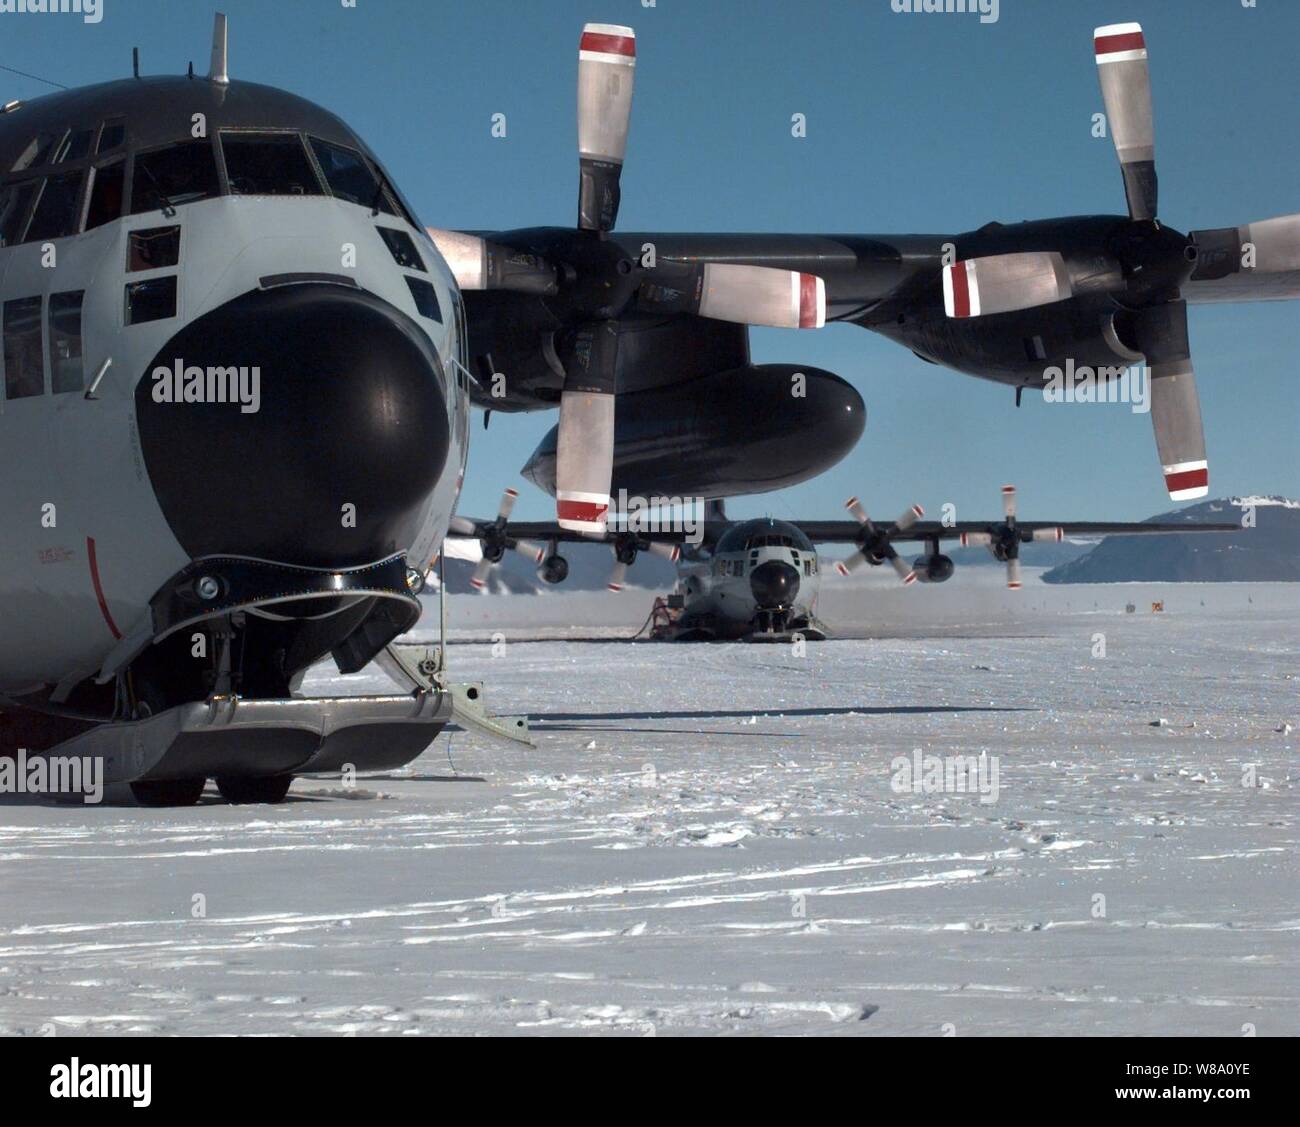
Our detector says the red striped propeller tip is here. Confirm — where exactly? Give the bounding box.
[580,23,636,60]
[1094,22,1146,61]
[470,579,485,589]
[798,274,826,329]
[911,505,925,518]
[835,562,849,576]
[557,495,610,530]
[844,497,859,509]
[505,488,518,498]
[1007,582,1022,590]
[669,547,681,562]
[1001,485,1016,494]
[903,572,917,585]
[943,260,975,318]
[1163,461,1208,500]
[607,583,625,593]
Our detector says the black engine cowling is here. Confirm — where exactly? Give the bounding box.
[911,554,955,583]
[539,554,570,585]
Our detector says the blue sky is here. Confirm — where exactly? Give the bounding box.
[4,0,1296,523]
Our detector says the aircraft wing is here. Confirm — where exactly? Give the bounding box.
[793,519,1240,545]
[448,520,695,546]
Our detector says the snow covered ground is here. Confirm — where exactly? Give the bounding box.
[1,578,1296,1036]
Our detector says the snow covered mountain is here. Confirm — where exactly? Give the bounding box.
[1042,497,1299,583]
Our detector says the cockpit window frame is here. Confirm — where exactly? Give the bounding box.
[306,135,418,227]
[217,128,327,199]
[128,137,222,217]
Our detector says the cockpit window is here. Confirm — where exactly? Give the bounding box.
[0,180,40,246]
[25,170,84,242]
[56,128,95,164]
[97,119,125,154]
[746,534,796,550]
[10,131,62,174]
[130,141,220,215]
[221,132,324,197]
[308,136,406,219]
[85,160,125,231]
[3,297,44,399]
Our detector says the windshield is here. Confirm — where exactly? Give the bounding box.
[223,132,323,197]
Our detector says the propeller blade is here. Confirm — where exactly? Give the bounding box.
[1001,485,1018,521]
[695,265,826,330]
[1134,300,1208,501]
[845,496,872,527]
[577,23,636,232]
[497,487,520,522]
[511,540,546,565]
[556,321,619,532]
[890,555,918,585]
[834,552,868,576]
[638,262,826,329]
[556,394,614,532]
[469,557,493,591]
[448,515,478,537]
[943,253,1073,319]
[894,504,925,532]
[959,531,993,548]
[1196,214,1300,276]
[1006,556,1023,590]
[646,542,681,563]
[1093,22,1157,220]
[1031,527,1065,543]
[607,559,629,593]
[425,229,557,295]
[1151,368,1207,501]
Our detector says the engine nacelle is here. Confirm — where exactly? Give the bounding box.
[539,554,569,585]
[911,554,955,583]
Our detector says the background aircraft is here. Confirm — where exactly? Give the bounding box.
[448,485,1238,641]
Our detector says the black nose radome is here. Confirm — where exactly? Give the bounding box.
[136,284,449,569]
[750,560,800,609]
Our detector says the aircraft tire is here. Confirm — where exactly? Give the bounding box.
[130,777,208,807]
[215,774,294,805]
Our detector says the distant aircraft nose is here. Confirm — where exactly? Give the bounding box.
[136,284,449,569]
[749,559,801,609]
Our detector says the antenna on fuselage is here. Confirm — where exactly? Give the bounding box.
[132,47,139,79]
[209,12,229,85]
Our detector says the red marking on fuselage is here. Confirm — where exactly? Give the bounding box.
[87,537,122,640]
